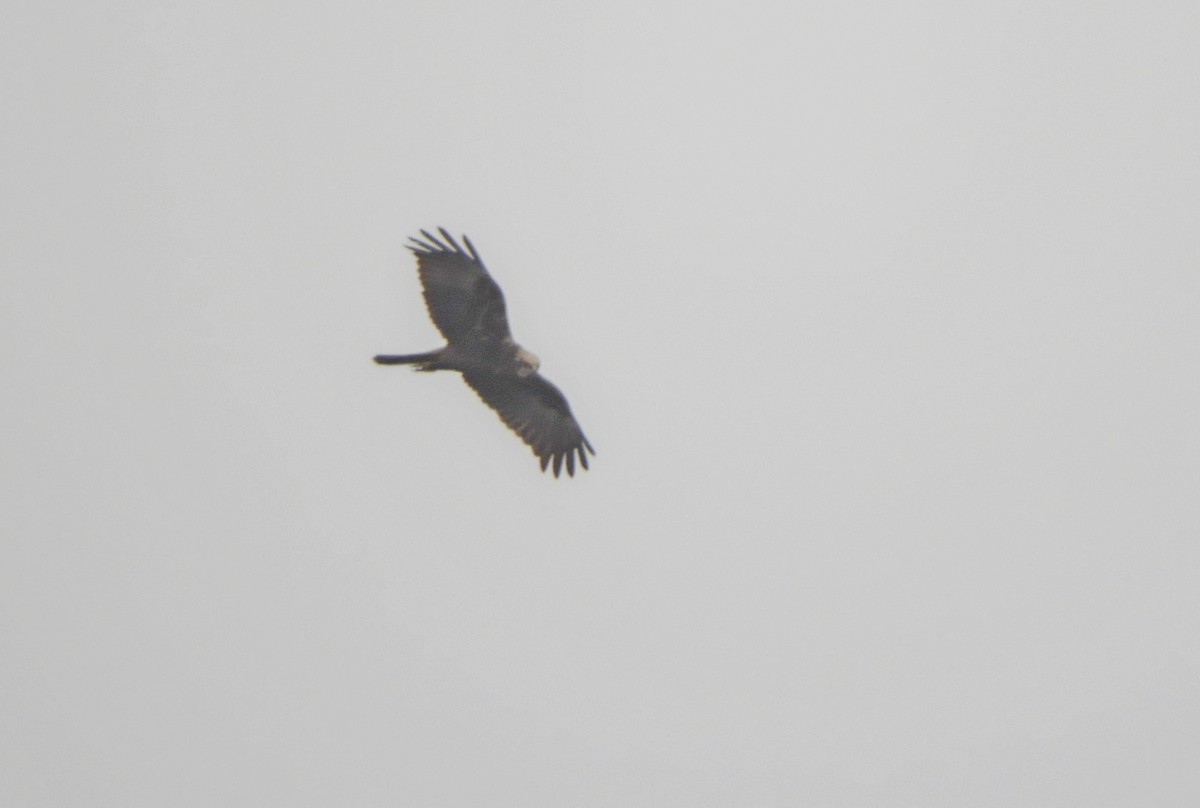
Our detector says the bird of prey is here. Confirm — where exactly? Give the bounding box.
[374,228,595,477]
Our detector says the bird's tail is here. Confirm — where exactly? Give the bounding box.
[373,350,442,369]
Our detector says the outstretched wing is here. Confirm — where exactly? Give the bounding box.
[407,228,511,344]
[462,371,595,478]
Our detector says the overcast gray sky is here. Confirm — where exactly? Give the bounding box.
[4,1,1199,805]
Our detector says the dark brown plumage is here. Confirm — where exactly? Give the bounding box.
[374,228,594,477]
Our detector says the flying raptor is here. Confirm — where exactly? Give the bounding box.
[374,228,595,477]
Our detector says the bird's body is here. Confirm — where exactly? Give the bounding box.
[375,228,594,477]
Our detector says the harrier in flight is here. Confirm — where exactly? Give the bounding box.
[374,228,595,477]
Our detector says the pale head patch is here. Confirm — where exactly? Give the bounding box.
[515,346,540,376]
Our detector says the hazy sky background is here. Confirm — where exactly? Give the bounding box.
[4,1,1199,805]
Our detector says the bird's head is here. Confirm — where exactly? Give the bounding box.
[514,346,540,377]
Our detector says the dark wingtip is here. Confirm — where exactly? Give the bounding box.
[462,234,481,262]
[418,228,448,251]
[407,235,436,253]
[409,228,482,264]
[438,227,463,253]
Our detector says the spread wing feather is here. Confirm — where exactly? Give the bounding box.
[407,228,511,344]
[462,371,595,478]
